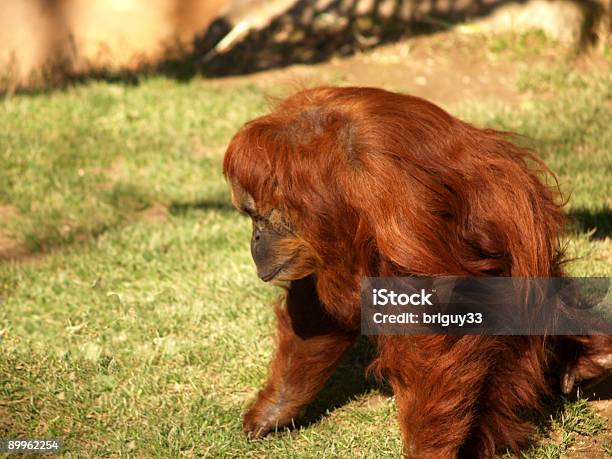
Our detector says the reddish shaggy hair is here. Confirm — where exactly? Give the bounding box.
[223,87,608,457]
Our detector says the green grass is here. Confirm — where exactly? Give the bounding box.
[486,29,557,58]
[0,80,266,253]
[0,40,611,457]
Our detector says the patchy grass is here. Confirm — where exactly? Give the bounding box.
[0,80,266,255]
[0,34,610,458]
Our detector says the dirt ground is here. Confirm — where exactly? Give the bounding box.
[567,378,612,458]
[581,401,612,458]
[206,27,611,112]
[207,31,530,110]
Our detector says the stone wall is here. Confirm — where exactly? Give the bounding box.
[0,0,224,87]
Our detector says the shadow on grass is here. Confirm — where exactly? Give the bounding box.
[0,193,237,264]
[293,336,611,446]
[0,220,117,265]
[297,336,389,430]
[3,201,609,265]
[568,207,612,240]
[0,196,239,265]
[169,198,235,216]
[0,183,156,264]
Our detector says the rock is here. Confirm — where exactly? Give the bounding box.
[478,0,590,45]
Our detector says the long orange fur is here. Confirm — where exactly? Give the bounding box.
[223,87,611,458]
